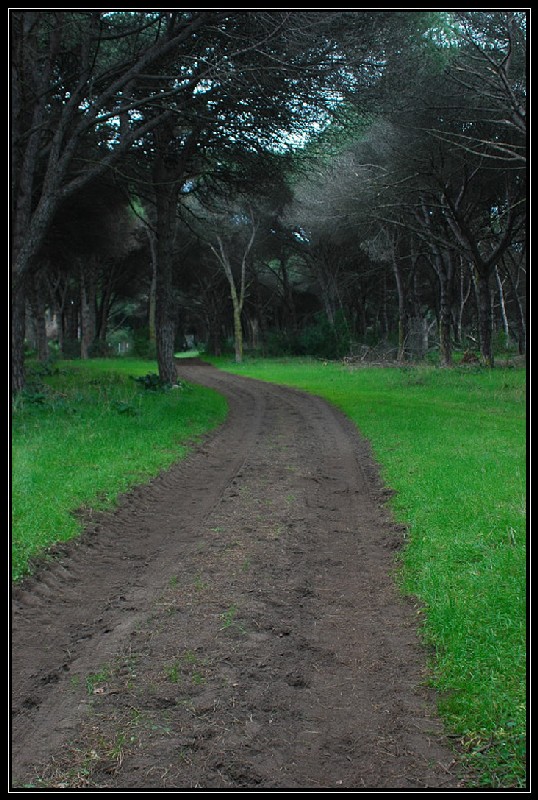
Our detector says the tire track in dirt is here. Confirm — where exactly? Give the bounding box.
[11,361,463,789]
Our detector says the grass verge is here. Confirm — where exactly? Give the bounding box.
[205,355,527,789]
[11,357,228,581]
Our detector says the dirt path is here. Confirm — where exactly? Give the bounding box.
[11,361,464,790]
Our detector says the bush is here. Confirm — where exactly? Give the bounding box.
[264,330,299,357]
[263,313,353,360]
[297,312,353,359]
[132,327,156,359]
[62,337,81,359]
[132,372,168,391]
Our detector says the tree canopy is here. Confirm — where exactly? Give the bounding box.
[11,10,527,388]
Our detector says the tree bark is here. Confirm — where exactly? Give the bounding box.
[232,301,244,364]
[152,124,199,384]
[434,250,453,367]
[280,257,298,334]
[11,12,207,391]
[152,144,180,384]
[211,223,257,365]
[11,283,26,394]
[495,266,510,347]
[218,252,244,364]
[147,228,158,346]
[96,268,115,352]
[502,254,526,355]
[392,255,409,362]
[453,261,472,347]
[474,269,494,367]
[80,259,97,359]
[154,191,179,384]
[27,273,49,362]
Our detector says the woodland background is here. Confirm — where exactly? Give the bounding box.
[11,11,526,389]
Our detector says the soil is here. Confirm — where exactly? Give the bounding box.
[11,360,466,790]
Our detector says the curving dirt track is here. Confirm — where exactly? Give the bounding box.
[11,360,464,790]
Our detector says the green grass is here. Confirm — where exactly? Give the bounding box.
[11,358,228,581]
[205,355,526,789]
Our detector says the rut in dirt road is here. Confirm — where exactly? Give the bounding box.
[11,361,463,790]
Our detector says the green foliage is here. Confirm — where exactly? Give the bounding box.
[132,372,168,391]
[294,104,375,164]
[11,358,228,581]
[421,11,464,57]
[297,312,353,359]
[264,313,353,359]
[106,327,134,356]
[132,328,157,359]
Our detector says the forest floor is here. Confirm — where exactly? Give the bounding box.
[11,360,467,790]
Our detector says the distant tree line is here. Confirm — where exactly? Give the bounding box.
[12,10,526,391]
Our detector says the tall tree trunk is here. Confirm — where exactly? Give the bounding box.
[249,316,259,351]
[280,257,297,334]
[80,259,97,359]
[437,266,453,367]
[97,269,115,352]
[202,281,225,357]
[206,308,223,357]
[211,223,256,365]
[27,273,49,362]
[11,194,57,392]
[392,256,409,362]
[502,255,526,356]
[428,245,454,367]
[232,299,244,364]
[151,125,199,384]
[63,297,80,357]
[495,265,510,347]
[153,168,179,385]
[11,282,26,395]
[154,229,179,385]
[453,261,472,347]
[147,227,158,345]
[474,268,494,367]
[156,312,177,383]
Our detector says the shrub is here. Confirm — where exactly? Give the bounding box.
[132,372,168,391]
[297,312,353,359]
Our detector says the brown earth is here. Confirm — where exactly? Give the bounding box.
[11,360,466,790]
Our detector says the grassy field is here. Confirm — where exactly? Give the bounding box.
[11,354,526,787]
[205,355,527,789]
[11,358,228,582]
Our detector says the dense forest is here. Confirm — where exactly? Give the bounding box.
[11,10,527,391]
